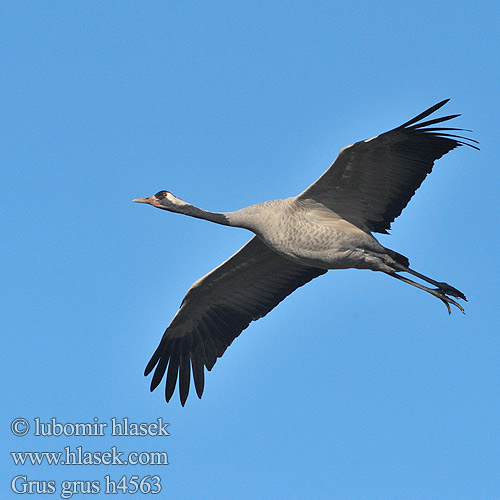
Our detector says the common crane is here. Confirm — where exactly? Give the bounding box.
[134,99,477,405]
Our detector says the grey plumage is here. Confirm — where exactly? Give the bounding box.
[134,99,477,405]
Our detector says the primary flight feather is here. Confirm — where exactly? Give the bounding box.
[134,99,477,405]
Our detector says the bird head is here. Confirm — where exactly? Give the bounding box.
[133,191,187,210]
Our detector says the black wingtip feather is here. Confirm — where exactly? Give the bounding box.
[179,351,191,406]
[193,360,205,399]
[150,355,168,392]
[408,114,461,130]
[398,99,450,128]
[144,344,162,376]
[431,133,480,149]
[191,332,206,399]
[165,341,180,403]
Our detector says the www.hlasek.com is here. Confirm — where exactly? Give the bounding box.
[11,446,168,466]
[10,417,170,497]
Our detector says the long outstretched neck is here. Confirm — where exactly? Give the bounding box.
[171,203,231,226]
[166,197,271,231]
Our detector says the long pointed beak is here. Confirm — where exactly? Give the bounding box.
[132,196,154,204]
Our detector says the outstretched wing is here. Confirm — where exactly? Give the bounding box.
[145,236,327,405]
[298,99,478,234]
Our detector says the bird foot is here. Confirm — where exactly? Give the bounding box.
[436,290,465,315]
[388,272,467,315]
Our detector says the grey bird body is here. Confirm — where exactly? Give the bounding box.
[133,100,477,405]
[227,198,392,271]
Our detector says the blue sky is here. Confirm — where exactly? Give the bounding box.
[2,2,500,498]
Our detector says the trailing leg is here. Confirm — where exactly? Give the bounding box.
[386,271,466,315]
[388,258,467,301]
[403,267,466,301]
